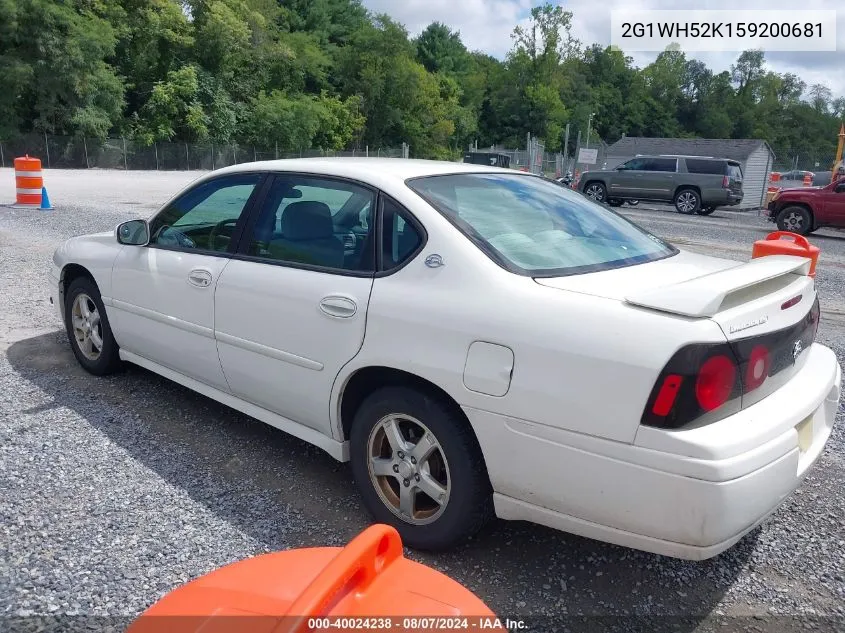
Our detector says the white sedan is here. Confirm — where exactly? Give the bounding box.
[49,158,840,559]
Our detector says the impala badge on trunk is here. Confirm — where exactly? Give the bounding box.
[793,340,803,361]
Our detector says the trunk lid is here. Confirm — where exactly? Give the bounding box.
[536,251,820,408]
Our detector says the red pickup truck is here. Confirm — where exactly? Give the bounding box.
[765,176,845,235]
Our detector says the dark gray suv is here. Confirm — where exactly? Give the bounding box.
[578,155,744,215]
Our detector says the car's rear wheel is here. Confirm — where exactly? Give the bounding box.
[776,206,812,235]
[349,386,493,551]
[583,181,607,203]
[697,206,716,215]
[64,277,122,375]
[674,188,701,214]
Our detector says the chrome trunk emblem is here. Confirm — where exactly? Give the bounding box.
[792,340,803,361]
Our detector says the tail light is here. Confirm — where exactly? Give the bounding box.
[722,175,730,188]
[642,298,820,430]
[641,342,742,429]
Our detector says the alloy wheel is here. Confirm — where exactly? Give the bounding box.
[367,414,451,525]
[71,293,103,361]
[585,184,604,201]
[676,192,698,213]
[783,211,804,232]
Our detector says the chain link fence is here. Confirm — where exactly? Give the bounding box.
[771,149,840,186]
[0,135,407,171]
[474,136,608,179]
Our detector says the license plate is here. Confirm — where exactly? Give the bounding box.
[796,415,814,453]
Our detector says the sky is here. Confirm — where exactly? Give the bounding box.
[361,0,844,98]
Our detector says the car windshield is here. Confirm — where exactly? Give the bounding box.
[407,173,677,277]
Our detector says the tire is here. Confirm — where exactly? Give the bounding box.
[349,386,493,551]
[64,277,122,375]
[626,200,639,206]
[607,199,623,207]
[583,181,607,203]
[776,206,812,236]
[674,188,701,214]
[697,206,716,216]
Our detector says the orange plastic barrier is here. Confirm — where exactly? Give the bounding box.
[803,173,813,187]
[126,524,502,633]
[769,172,781,183]
[752,231,819,278]
[14,155,42,207]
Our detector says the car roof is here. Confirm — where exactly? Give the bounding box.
[208,157,515,183]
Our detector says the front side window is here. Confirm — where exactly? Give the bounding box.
[244,176,376,272]
[149,174,262,252]
[407,173,676,277]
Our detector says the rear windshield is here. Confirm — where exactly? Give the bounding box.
[727,163,743,181]
[406,173,677,277]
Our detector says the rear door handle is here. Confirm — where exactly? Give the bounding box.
[187,269,213,288]
[319,296,357,318]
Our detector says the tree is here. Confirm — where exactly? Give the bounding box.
[415,23,469,75]
[0,0,124,139]
[809,84,833,114]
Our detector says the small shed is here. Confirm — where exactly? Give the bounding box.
[604,137,776,210]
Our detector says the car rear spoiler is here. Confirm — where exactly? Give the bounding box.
[624,255,812,318]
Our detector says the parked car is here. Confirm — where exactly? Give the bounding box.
[780,169,815,182]
[50,158,839,560]
[578,155,744,215]
[765,175,845,234]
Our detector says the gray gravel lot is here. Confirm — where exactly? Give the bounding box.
[1,168,844,631]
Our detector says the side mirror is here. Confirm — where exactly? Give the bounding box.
[116,219,150,246]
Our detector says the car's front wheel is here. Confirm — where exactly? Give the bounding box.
[349,386,493,551]
[674,188,701,214]
[583,181,607,203]
[64,277,122,375]
[776,206,812,235]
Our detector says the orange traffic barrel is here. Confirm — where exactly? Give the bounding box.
[803,173,813,187]
[14,155,43,207]
[769,172,781,183]
[126,524,503,633]
[752,231,820,278]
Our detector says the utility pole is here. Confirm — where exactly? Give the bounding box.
[585,112,595,150]
[563,123,570,161]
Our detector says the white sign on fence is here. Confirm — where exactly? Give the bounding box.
[578,148,598,165]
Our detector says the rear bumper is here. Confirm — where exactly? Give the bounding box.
[467,343,841,559]
[705,190,743,206]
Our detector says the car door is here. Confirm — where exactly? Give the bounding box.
[213,174,378,432]
[609,158,649,197]
[640,157,678,199]
[110,172,266,391]
[820,179,845,225]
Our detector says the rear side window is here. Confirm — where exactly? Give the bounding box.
[685,159,727,175]
[642,158,677,172]
[380,197,423,271]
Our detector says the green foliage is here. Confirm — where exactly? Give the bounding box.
[0,0,839,164]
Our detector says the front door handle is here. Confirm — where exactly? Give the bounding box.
[319,296,357,318]
[187,269,213,288]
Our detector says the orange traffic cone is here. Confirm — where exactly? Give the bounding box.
[127,525,503,633]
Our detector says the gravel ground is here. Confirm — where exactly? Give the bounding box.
[1,168,844,632]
